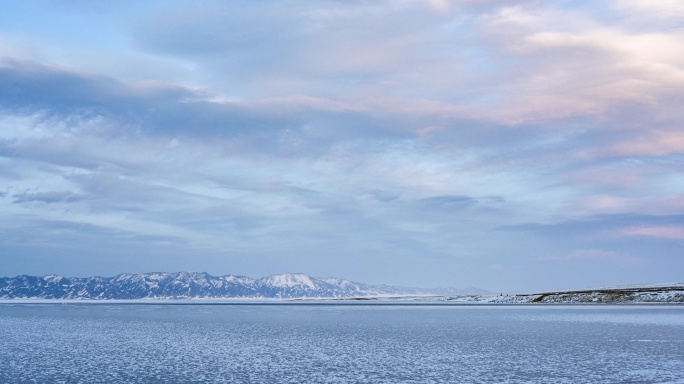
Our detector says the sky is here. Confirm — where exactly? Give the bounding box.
[0,0,683,292]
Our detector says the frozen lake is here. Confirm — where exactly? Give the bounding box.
[1,303,683,383]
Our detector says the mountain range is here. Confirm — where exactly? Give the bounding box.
[0,272,488,300]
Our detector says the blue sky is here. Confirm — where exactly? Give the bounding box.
[1,0,683,292]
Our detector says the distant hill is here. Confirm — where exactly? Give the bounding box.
[410,283,684,304]
[0,272,486,300]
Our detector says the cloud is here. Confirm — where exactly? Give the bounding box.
[418,195,504,212]
[501,213,684,241]
[607,130,684,157]
[617,226,684,240]
[420,195,479,210]
[0,60,428,150]
[1,0,684,290]
[566,249,620,260]
[532,248,640,266]
[561,194,684,217]
[12,190,87,204]
[560,166,644,190]
[0,60,282,136]
[614,0,684,25]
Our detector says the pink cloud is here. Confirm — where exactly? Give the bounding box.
[565,195,633,216]
[607,130,684,157]
[563,167,644,189]
[617,225,684,240]
[567,249,619,260]
[562,194,684,217]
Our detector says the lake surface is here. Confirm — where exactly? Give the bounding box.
[1,303,683,383]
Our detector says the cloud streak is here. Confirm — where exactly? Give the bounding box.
[617,226,684,240]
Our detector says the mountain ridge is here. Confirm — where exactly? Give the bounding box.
[0,272,487,300]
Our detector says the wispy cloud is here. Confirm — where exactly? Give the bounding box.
[617,226,684,240]
[12,190,88,204]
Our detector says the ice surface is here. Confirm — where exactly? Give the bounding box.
[1,304,683,383]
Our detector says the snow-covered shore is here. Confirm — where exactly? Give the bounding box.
[388,284,684,304]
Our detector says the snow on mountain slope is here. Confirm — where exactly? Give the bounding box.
[263,273,316,289]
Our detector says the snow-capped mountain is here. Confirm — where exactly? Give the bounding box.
[0,272,479,300]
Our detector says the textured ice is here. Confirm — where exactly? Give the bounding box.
[1,304,683,383]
